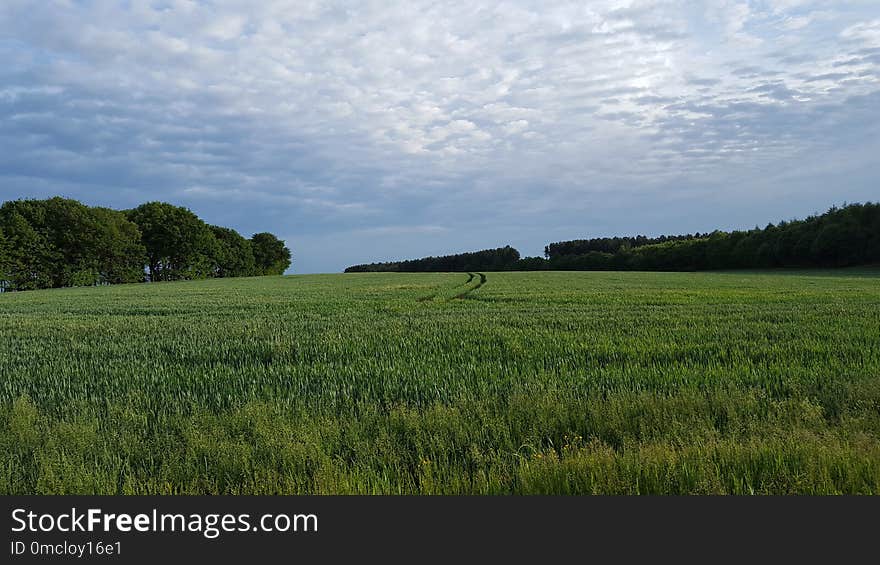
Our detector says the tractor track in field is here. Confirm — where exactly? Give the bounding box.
[418,272,486,303]
[452,272,486,300]
[417,272,473,302]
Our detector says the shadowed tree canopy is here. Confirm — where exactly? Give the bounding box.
[0,208,52,290]
[250,232,292,276]
[88,206,148,284]
[0,228,6,283]
[126,202,220,282]
[0,197,291,291]
[0,197,145,288]
[345,246,521,273]
[210,225,257,278]
[539,203,880,272]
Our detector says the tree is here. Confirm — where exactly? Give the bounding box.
[867,204,880,263]
[0,207,54,290]
[0,198,147,288]
[811,221,865,267]
[91,207,147,284]
[345,246,520,273]
[40,197,104,287]
[0,227,8,290]
[250,232,291,275]
[0,197,292,291]
[210,226,256,278]
[514,256,549,271]
[534,203,880,272]
[126,202,219,281]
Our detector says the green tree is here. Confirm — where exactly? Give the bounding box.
[127,202,219,281]
[250,232,291,275]
[0,198,148,288]
[41,197,103,286]
[91,207,147,284]
[210,226,257,278]
[0,208,54,290]
[0,227,8,290]
[811,221,865,267]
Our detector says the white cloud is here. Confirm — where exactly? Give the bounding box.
[0,1,878,272]
[841,19,880,45]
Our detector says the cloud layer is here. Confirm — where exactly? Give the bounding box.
[1,1,879,272]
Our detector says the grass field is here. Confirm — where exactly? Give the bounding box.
[1,270,879,494]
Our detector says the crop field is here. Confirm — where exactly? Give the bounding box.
[1,270,879,494]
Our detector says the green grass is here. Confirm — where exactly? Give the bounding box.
[1,270,879,494]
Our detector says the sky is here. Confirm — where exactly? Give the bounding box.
[1,1,879,273]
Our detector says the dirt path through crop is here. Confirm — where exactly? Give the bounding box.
[418,272,486,302]
[452,272,486,299]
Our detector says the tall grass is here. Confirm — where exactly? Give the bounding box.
[1,271,878,493]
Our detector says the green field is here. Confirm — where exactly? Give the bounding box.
[2,270,879,494]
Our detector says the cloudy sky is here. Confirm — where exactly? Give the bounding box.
[1,1,878,273]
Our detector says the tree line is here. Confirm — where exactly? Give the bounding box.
[345,246,521,272]
[542,203,880,271]
[0,197,291,291]
[545,234,705,259]
[345,203,879,273]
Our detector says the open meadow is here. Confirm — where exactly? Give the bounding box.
[1,270,879,494]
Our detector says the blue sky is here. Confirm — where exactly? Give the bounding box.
[1,1,878,273]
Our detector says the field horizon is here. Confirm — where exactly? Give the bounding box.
[2,269,879,494]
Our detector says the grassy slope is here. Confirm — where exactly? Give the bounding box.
[1,270,879,494]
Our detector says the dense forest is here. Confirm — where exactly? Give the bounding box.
[345,203,880,273]
[345,246,521,272]
[0,197,291,291]
[543,203,880,271]
[545,234,704,259]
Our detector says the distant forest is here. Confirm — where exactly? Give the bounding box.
[346,203,880,273]
[345,246,521,273]
[0,197,291,291]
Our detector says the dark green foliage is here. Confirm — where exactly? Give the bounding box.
[513,256,550,270]
[345,245,520,273]
[126,202,219,282]
[544,203,880,272]
[0,197,147,288]
[545,234,704,259]
[250,232,292,275]
[0,197,290,291]
[0,227,6,288]
[210,226,257,278]
[0,204,57,290]
[89,207,149,284]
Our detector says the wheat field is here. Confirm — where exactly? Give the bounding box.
[2,270,879,494]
